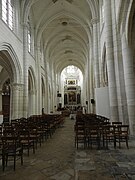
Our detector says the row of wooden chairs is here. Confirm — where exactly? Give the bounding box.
[0,114,64,171]
[74,114,129,149]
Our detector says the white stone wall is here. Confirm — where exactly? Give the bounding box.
[97,0,135,134]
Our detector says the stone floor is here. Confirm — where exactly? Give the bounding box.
[0,117,135,180]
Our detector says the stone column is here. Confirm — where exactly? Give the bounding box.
[88,40,94,114]
[10,83,22,120]
[87,56,91,113]
[28,90,35,116]
[18,84,24,118]
[42,92,45,110]
[122,34,135,134]
[87,41,93,113]
[0,1,2,17]
[104,0,118,121]
[91,18,100,88]
[35,43,42,114]
[0,89,2,113]
[23,24,29,117]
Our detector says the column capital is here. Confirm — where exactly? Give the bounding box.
[29,90,35,95]
[22,22,28,28]
[10,83,24,91]
[35,45,40,51]
[91,17,99,25]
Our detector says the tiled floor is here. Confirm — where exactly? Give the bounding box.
[0,117,135,180]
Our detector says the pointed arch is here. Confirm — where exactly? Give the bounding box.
[117,0,135,44]
[28,66,36,92]
[0,43,22,84]
[127,1,135,45]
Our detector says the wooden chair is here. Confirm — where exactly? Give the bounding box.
[0,141,7,171]
[102,125,116,149]
[19,129,35,156]
[112,122,122,126]
[75,121,86,149]
[115,125,129,148]
[29,126,42,149]
[85,124,100,149]
[2,135,23,171]
[0,124,3,147]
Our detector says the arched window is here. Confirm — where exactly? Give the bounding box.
[2,0,14,30]
[28,20,31,52]
[100,0,104,24]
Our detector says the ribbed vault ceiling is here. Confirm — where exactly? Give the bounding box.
[23,0,99,74]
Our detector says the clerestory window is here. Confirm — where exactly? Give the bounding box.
[27,18,31,53]
[2,0,13,30]
[28,29,31,52]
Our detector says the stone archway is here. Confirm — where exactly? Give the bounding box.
[0,44,22,121]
